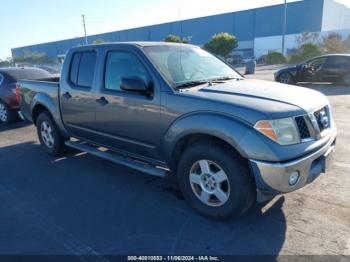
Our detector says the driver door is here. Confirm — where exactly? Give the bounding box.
[93,49,162,160]
[301,57,327,83]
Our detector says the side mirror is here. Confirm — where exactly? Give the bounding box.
[120,76,151,95]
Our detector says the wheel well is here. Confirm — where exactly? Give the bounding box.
[32,104,49,125]
[170,134,246,173]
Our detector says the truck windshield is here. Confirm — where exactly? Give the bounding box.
[143,45,242,88]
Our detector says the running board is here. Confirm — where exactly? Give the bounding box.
[65,140,168,178]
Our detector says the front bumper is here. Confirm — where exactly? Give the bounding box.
[250,127,337,201]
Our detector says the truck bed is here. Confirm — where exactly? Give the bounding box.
[18,78,60,123]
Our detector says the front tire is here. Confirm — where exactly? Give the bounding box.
[0,101,17,124]
[278,72,295,85]
[36,112,65,156]
[177,141,256,220]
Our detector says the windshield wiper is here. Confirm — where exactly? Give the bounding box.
[176,77,242,89]
[209,76,241,81]
[175,80,208,89]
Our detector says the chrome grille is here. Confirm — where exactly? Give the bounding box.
[295,116,311,139]
[293,106,330,142]
[314,107,329,132]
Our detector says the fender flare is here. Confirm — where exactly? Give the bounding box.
[31,93,69,137]
[160,111,252,163]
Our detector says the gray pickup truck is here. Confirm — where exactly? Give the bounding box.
[18,42,337,220]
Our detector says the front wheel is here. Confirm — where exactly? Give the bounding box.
[177,141,256,220]
[278,72,295,85]
[36,112,65,156]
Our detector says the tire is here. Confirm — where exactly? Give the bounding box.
[177,141,256,220]
[278,72,295,85]
[36,111,65,156]
[0,101,17,124]
[343,73,350,86]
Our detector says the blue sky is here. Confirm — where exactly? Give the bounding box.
[0,0,349,59]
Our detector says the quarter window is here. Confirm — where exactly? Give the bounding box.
[69,52,97,88]
[329,56,350,66]
[105,51,151,91]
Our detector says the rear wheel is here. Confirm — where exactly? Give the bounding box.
[177,141,256,220]
[0,101,17,124]
[278,72,295,85]
[36,112,65,156]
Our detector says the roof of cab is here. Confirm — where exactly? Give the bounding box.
[71,41,196,51]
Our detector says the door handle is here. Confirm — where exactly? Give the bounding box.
[96,97,109,106]
[62,92,72,100]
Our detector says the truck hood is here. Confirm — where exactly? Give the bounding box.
[184,79,329,120]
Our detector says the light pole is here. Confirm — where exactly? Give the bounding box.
[82,14,88,45]
[178,7,183,40]
[282,0,287,55]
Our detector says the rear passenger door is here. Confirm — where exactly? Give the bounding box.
[60,51,98,138]
[321,56,350,83]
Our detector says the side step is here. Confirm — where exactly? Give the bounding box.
[65,140,168,178]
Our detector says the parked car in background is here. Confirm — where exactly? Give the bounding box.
[19,43,336,220]
[226,54,243,65]
[0,67,52,123]
[275,54,350,85]
[36,65,60,75]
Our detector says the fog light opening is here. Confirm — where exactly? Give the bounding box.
[289,171,300,186]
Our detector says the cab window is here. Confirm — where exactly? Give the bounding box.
[70,52,97,88]
[105,51,151,92]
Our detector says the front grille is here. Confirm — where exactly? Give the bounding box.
[295,116,311,139]
[314,107,329,132]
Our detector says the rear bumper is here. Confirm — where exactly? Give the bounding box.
[250,127,337,201]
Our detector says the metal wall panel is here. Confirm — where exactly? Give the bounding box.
[11,0,334,59]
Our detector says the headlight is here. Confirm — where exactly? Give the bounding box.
[254,118,300,145]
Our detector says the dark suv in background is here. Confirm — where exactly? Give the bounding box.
[0,67,52,123]
[275,54,350,85]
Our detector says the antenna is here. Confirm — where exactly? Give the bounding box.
[82,14,88,45]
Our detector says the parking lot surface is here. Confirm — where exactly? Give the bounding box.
[0,69,349,258]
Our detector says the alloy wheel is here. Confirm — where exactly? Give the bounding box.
[189,160,231,207]
[40,121,55,148]
[0,103,8,123]
[279,72,291,84]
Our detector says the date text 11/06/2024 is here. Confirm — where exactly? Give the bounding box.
[127,256,220,261]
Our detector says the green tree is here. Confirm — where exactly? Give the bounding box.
[266,52,287,65]
[164,34,189,43]
[203,32,238,58]
[296,31,320,47]
[322,32,347,53]
[289,43,323,63]
[13,51,53,65]
[92,38,107,44]
[0,57,13,68]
